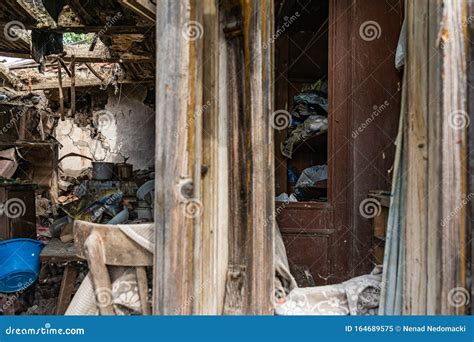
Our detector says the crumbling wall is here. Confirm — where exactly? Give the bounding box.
[56,85,155,175]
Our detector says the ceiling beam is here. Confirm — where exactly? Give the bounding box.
[27,78,153,90]
[119,0,156,22]
[0,22,154,34]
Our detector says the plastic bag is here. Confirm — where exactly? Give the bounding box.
[295,165,328,188]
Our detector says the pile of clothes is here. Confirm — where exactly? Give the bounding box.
[281,80,329,159]
[274,223,383,316]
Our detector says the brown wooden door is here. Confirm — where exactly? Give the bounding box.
[275,0,403,286]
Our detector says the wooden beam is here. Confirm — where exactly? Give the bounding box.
[0,51,31,59]
[70,55,76,117]
[85,63,105,82]
[57,59,65,120]
[26,78,153,90]
[222,0,274,315]
[241,0,274,315]
[119,0,156,22]
[0,22,154,34]
[7,56,153,70]
[0,63,24,90]
[405,0,429,315]
[154,0,203,315]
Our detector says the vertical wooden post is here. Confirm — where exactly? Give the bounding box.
[57,59,64,121]
[70,55,76,117]
[154,0,203,315]
[405,0,429,315]
[222,0,275,315]
[241,0,275,315]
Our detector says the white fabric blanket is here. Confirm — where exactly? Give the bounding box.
[273,223,382,316]
[66,222,381,316]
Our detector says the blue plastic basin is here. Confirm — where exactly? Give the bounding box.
[0,238,45,293]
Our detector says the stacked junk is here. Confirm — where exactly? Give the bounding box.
[51,154,155,240]
[0,144,154,315]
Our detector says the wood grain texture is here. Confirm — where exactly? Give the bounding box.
[154,0,203,315]
[405,0,429,315]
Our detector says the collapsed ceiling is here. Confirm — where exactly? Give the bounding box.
[0,0,156,91]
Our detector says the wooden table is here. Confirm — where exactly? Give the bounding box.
[40,238,82,315]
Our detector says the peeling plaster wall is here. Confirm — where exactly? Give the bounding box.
[56,85,155,175]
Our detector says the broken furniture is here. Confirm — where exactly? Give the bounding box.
[0,183,36,240]
[39,238,82,315]
[0,141,59,202]
[73,220,152,315]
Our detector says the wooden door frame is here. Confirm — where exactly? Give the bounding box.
[154,0,275,315]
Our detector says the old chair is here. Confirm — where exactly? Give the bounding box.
[73,220,153,315]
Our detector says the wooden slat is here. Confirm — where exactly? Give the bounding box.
[439,0,468,315]
[404,0,429,315]
[70,55,76,117]
[119,0,156,22]
[426,0,443,315]
[57,58,65,121]
[153,0,203,315]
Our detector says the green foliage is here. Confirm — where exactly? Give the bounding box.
[63,33,93,45]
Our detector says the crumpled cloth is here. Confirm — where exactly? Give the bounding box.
[273,222,382,316]
[274,266,383,316]
[281,116,328,159]
[65,223,154,315]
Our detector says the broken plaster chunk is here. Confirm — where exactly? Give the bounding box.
[58,5,85,28]
[18,0,58,29]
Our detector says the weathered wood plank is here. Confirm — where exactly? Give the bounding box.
[154,0,203,315]
[426,0,443,315]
